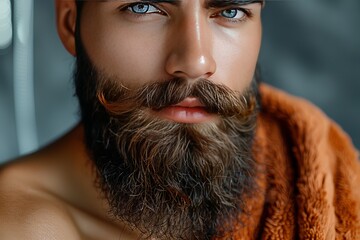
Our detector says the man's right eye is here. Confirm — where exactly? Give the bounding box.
[126,3,161,15]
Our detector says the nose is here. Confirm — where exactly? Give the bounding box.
[165,13,216,80]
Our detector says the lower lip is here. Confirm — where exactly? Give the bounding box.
[153,106,216,124]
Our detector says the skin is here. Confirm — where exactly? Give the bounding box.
[0,0,262,239]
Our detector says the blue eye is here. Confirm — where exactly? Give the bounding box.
[220,9,245,19]
[128,3,160,14]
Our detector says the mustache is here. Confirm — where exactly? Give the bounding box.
[97,78,257,118]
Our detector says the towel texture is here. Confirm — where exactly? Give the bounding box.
[218,84,360,239]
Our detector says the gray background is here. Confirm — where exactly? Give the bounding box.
[0,0,359,163]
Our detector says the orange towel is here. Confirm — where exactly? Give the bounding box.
[219,84,360,239]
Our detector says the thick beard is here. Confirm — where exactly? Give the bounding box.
[74,41,260,239]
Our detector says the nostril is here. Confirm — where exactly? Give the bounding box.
[165,54,216,79]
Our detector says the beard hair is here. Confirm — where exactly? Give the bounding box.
[74,39,260,239]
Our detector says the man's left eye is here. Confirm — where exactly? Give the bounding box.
[127,3,161,14]
[220,9,245,19]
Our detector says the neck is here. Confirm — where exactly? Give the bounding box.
[57,124,113,221]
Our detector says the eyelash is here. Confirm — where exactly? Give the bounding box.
[213,8,253,23]
[118,2,166,18]
[118,2,253,23]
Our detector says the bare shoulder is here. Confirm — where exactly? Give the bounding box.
[0,127,124,240]
[0,157,82,240]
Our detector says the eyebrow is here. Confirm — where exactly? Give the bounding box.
[100,0,263,7]
[137,0,181,4]
[206,0,264,8]
[100,0,181,5]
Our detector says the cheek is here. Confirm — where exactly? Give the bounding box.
[80,13,166,88]
[212,23,262,91]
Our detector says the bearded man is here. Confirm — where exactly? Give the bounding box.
[0,0,359,239]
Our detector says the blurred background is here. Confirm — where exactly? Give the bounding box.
[0,0,359,163]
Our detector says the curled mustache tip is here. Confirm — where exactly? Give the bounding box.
[97,78,257,117]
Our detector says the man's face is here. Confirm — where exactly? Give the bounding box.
[79,0,262,122]
[72,0,263,239]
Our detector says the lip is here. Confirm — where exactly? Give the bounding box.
[174,97,205,108]
[153,97,215,123]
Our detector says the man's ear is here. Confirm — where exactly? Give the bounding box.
[55,0,77,56]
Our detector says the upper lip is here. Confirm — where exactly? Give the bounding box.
[174,97,205,108]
